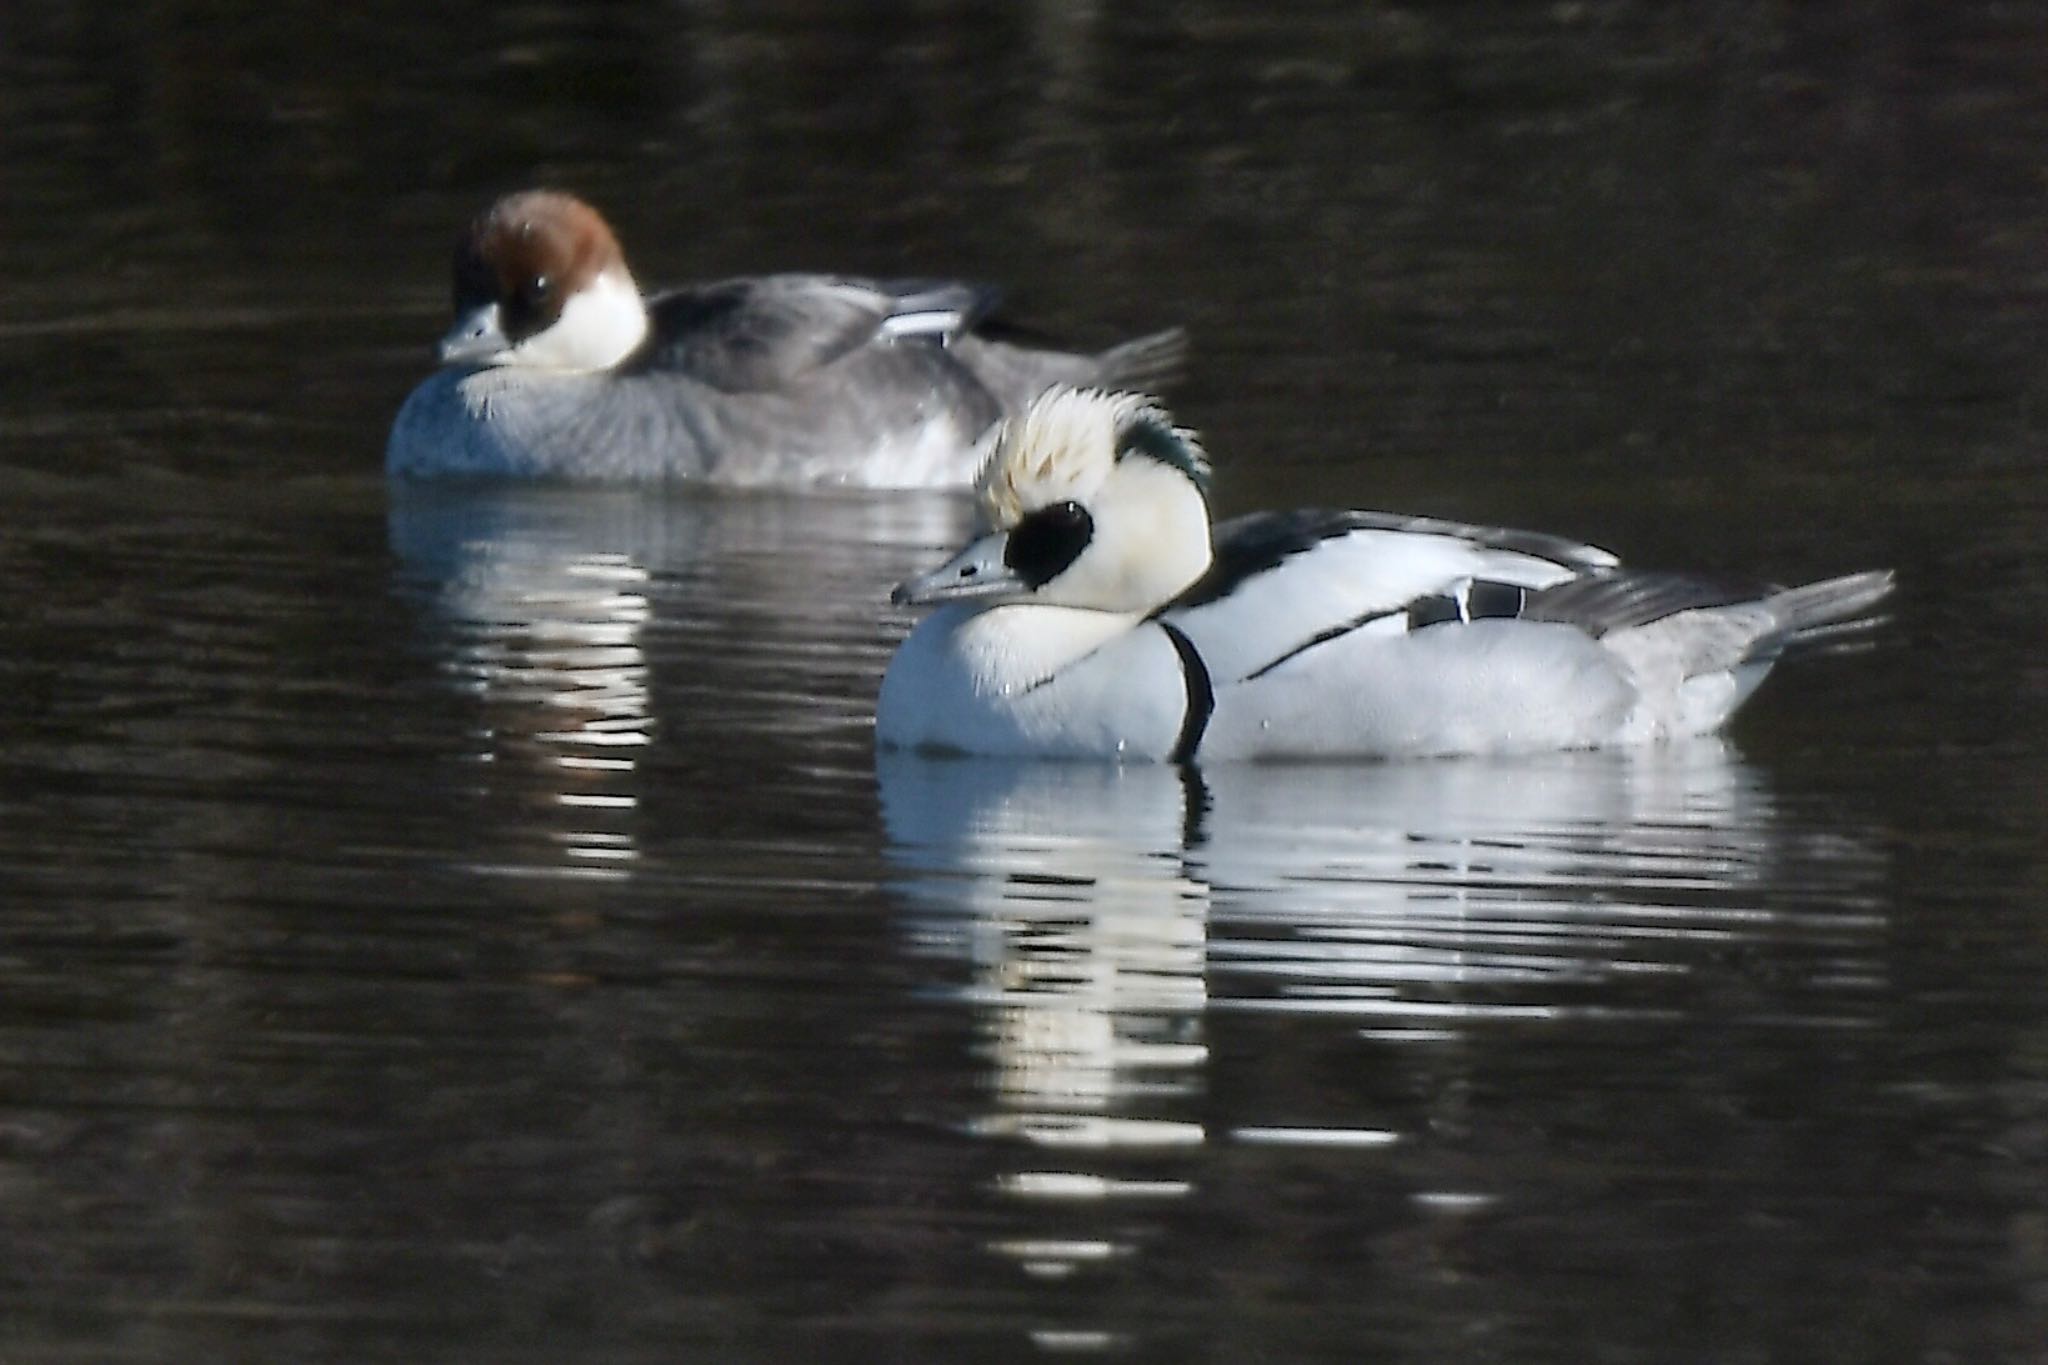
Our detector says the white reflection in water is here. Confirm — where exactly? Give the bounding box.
[888,760,1211,1141]
[884,759,1211,1286]
[1193,743,1883,1035]
[391,485,970,885]
[880,742,1886,1301]
[391,488,663,879]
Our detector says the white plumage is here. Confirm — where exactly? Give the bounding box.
[877,388,1894,761]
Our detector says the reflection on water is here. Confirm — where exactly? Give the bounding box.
[1197,745,1884,1036]
[880,744,1887,1344]
[391,489,660,879]
[889,762,1210,1135]
[884,761,1209,1338]
[389,484,966,882]
[6,0,2047,1356]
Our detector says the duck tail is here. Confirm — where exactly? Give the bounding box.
[1093,327,1190,392]
[1753,569,1897,660]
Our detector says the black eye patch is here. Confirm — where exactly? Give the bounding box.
[500,274,558,340]
[1004,500,1094,589]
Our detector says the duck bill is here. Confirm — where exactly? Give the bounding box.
[890,533,1024,606]
[438,303,511,365]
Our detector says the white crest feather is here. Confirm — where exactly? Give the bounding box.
[977,387,1206,529]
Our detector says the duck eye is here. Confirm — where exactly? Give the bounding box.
[1005,499,1094,589]
[500,274,557,337]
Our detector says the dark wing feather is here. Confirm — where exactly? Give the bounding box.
[1176,509,1617,611]
[1524,571,1774,638]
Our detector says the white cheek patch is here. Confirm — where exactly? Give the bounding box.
[501,270,650,372]
[1033,456,1212,613]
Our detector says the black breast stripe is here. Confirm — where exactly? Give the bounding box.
[1158,622,1215,764]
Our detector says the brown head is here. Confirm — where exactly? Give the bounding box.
[439,190,648,371]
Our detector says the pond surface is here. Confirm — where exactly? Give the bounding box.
[3,3,2046,1361]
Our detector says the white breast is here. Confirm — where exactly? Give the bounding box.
[878,605,1192,759]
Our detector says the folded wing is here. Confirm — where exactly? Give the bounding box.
[635,274,1000,392]
[1162,508,1621,685]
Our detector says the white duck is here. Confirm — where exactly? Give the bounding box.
[387,190,1186,486]
[877,388,1894,761]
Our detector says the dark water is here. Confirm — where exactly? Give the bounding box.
[4,3,2046,1361]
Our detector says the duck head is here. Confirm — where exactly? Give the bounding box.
[438,190,651,372]
[892,388,1215,614]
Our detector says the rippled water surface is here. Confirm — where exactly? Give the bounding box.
[4,4,2047,1362]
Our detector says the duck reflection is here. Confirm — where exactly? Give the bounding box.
[889,761,1211,1143]
[390,486,671,880]
[391,484,965,880]
[1194,742,1864,1036]
[879,742,1885,1301]
[884,758,1209,1294]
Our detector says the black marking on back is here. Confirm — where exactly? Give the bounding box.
[1407,580,1530,630]
[1172,508,1608,615]
[1159,621,1216,764]
[1240,575,1540,681]
[1172,510,1357,611]
[1468,580,1529,618]
[1406,595,1461,630]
